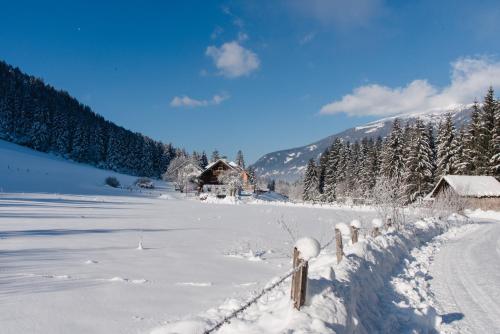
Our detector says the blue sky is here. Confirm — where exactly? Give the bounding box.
[1,0,500,163]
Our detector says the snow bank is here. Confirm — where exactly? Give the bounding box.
[151,215,469,334]
[335,222,351,236]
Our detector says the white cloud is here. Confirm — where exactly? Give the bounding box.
[206,41,260,78]
[170,93,229,108]
[320,56,500,117]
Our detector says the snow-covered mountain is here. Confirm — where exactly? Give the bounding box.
[251,107,472,182]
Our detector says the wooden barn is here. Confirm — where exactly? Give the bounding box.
[426,175,500,210]
[197,159,251,196]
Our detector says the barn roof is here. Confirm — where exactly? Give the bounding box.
[427,175,500,198]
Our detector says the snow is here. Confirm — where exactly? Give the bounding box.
[294,237,320,260]
[335,222,351,236]
[350,219,361,229]
[429,175,500,198]
[3,140,498,334]
[371,218,384,228]
[0,139,165,195]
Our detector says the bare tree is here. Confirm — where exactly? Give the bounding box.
[217,169,243,197]
[162,156,199,192]
[372,176,406,229]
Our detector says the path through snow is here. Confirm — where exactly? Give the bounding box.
[430,213,500,333]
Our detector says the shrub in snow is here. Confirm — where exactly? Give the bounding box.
[135,177,154,189]
[294,237,320,260]
[105,176,120,188]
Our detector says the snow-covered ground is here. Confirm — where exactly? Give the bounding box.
[0,193,380,334]
[2,140,499,334]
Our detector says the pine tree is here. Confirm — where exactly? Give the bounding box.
[462,101,482,174]
[491,97,500,179]
[380,119,405,183]
[403,119,434,202]
[211,150,220,162]
[200,151,209,169]
[436,113,456,179]
[317,148,329,196]
[478,87,497,175]
[323,139,341,202]
[303,159,319,201]
[235,150,245,169]
[450,126,466,175]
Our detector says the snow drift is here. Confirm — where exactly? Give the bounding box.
[152,215,468,334]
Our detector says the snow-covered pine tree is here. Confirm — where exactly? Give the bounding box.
[436,113,456,179]
[303,158,319,201]
[335,141,350,198]
[491,96,500,179]
[347,141,361,198]
[200,151,209,169]
[462,100,482,174]
[478,87,497,175]
[450,126,466,175]
[360,138,377,197]
[403,119,434,202]
[380,119,405,184]
[426,122,437,181]
[235,150,245,169]
[317,147,330,197]
[323,139,341,202]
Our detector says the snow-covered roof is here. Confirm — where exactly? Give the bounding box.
[428,175,500,198]
[204,159,242,172]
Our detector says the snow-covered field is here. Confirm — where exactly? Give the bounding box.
[2,140,499,334]
[0,191,380,334]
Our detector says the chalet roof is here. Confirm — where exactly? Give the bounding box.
[427,175,500,198]
[204,159,243,172]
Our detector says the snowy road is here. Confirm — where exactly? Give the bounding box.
[430,215,500,333]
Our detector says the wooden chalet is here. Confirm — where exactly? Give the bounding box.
[198,159,252,195]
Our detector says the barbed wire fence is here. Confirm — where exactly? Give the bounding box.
[202,260,308,334]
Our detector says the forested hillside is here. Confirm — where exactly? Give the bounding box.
[0,61,176,177]
[302,88,500,203]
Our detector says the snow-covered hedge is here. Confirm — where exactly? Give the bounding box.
[152,215,468,334]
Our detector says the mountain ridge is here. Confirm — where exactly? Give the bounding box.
[251,107,472,182]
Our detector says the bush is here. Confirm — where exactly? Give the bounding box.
[135,177,154,189]
[105,176,120,188]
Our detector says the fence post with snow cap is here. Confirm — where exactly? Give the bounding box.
[335,223,350,264]
[350,220,361,244]
[371,218,383,237]
[386,216,393,230]
[291,237,320,310]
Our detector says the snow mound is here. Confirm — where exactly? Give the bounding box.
[372,218,384,228]
[294,237,320,260]
[350,219,361,229]
[335,222,351,236]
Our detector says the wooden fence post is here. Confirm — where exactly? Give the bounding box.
[350,225,359,244]
[291,247,308,310]
[372,227,380,237]
[335,228,343,264]
[386,217,392,230]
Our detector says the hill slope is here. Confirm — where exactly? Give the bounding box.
[251,108,472,182]
[0,140,166,195]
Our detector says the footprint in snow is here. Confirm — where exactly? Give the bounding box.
[175,282,212,287]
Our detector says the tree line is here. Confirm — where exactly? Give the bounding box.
[303,87,500,203]
[0,60,177,177]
